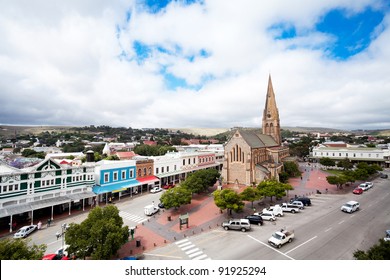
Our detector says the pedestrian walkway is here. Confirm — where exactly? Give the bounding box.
[175,238,211,260]
[119,211,147,224]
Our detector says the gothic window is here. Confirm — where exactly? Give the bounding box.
[242,152,244,163]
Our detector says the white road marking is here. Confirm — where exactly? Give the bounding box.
[285,236,317,254]
[247,234,295,260]
[338,220,345,225]
[324,227,332,232]
[143,253,183,259]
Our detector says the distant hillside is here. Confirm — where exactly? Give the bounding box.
[0,125,75,138]
[169,128,230,137]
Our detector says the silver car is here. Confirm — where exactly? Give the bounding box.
[13,225,37,238]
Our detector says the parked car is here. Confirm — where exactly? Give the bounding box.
[263,205,283,217]
[158,202,165,208]
[42,254,69,260]
[281,203,300,213]
[254,212,276,221]
[358,183,370,191]
[162,184,174,189]
[290,196,311,206]
[353,187,364,195]
[384,230,390,241]
[268,229,294,248]
[144,205,160,216]
[222,219,251,232]
[13,225,37,239]
[341,200,360,213]
[380,173,388,179]
[364,182,373,189]
[289,200,304,209]
[244,215,263,226]
[150,187,163,193]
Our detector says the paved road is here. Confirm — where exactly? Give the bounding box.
[144,173,390,260]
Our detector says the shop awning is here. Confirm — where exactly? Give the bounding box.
[92,180,140,195]
[137,175,159,185]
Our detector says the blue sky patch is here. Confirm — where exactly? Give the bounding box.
[138,0,202,14]
[269,7,385,60]
[316,8,385,59]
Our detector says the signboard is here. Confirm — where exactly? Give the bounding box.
[179,213,189,230]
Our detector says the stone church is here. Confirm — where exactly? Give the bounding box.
[222,75,290,186]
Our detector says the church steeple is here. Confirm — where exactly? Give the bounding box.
[262,75,281,145]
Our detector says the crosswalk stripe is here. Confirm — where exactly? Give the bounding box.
[177,242,192,248]
[186,248,200,254]
[175,239,189,245]
[181,244,196,251]
[119,211,147,224]
[188,251,203,258]
[193,254,208,260]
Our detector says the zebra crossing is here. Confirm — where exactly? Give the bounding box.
[119,211,148,224]
[175,238,211,260]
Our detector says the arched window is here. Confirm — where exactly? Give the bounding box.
[138,169,142,177]
[148,167,152,175]
[143,168,147,176]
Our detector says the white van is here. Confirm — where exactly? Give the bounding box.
[263,205,284,217]
[144,205,159,216]
[341,201,360,213]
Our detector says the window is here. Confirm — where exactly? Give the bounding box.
[104,173,109,183]
[148,167,152,175]
[129,169,134,178]
[156,168,159,174]
[167,166,169,172]
[174,165,177,171]
[188,159,190,165]
[183,159,185,165]
[162,167,164,173]
[113,172,118,181]
[143,168,147,176]
[122,171,126,179]
[138,169,142,177]
[193,158,195,164]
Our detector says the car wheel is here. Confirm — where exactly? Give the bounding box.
[258,222,261,226]
[224,226,229,231]
[241,228,246,232]
[277,244,282,249]
[291,210,295,213]
[288,238,293,243]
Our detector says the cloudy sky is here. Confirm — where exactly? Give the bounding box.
[1,0,389,130]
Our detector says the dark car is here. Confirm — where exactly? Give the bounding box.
[380,173,388,179]
[290,196,311,206]
[245,215,263,226]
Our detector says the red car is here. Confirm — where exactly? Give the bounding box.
[42,254,69,260]
[353,187,363,195]
[162,184,174,189]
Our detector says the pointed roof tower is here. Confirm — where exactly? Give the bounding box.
[262,75,281,145]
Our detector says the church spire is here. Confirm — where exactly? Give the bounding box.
[262,75,281,145]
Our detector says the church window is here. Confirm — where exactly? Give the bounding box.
[242,152,244,163]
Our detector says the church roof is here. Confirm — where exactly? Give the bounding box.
[238,130,278,148]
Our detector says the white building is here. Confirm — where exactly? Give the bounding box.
[311,145,390,167]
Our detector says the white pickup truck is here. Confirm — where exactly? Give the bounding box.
[268,229,294,248]
[281,203,300,213]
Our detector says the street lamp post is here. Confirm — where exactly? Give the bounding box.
[61,223,68,250]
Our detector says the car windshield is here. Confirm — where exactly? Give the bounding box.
[272,233,283,240]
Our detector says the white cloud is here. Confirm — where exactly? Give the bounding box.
[0,0,389,130]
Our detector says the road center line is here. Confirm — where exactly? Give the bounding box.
[247,234,294,260]
[338,220,345,224]
[324,227,332,232]
[285,236,317,255]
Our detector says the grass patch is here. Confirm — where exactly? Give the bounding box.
[322,169,344,176]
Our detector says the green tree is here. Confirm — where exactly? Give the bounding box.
[326,175,347,189]
[319,157,336,167]
[213,189,244,215]
[283,161,301,177]
[181,174,204,194]
[160,186,192,209]
[240,187,262,208]
[181,169,219,194]
[257,180,292,202]
[0,238,47,260]
[65,205,129,260]
[337,158,353,170]
[354,239,390,260]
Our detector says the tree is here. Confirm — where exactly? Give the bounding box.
[160,186,192,209]
[181,169,220,194]
[257,180,292,202]
[0,238,47,260]
[65,205,129,260]
[283,161,301,178]
[354,239,390,260]
[319,157,336,167]
[337,158,353,170]
[213,189,244,215]
[326,175,347,189]
[240,187,262,208]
